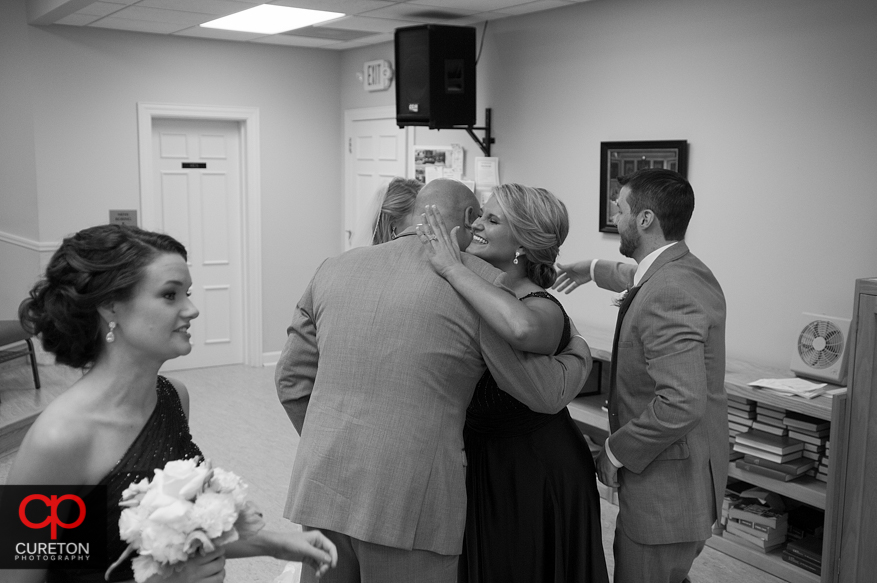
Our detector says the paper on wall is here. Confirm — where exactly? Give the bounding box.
[474,157,499,204]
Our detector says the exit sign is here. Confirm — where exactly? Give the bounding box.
[363,59,393,92]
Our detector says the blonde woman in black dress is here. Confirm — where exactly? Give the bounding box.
[418,184,609,583]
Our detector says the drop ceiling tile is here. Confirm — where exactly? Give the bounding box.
[77,2,127,18]
[172,26,266,41]
[56,13,104,26]
[360,3,478,21]
[410,0,530,11]
[137,0,257,17]
[107,6,208,26]
[323,32,394,50]
[315,15,415,33]
[89,16,191,33]
[282,26,376,41]
[269,0,396,15]
[496,0,573,16]
[251,35,341,48]
[444,12,509,25]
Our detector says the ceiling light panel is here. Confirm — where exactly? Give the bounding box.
[201,5,345,34]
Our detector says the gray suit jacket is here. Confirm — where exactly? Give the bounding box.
[594,242,728,545]
[276,235,591,555]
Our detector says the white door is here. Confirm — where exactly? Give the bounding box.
[151,118,244,371]
[344,107,410,249]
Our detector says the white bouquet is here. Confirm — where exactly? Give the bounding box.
[105,457,265,582]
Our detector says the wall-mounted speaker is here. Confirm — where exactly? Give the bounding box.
[394,24,476,128]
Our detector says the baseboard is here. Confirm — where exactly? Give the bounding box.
[262,351,280,367]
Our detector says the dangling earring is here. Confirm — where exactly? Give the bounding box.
[513,251,522,265]
[106,321,116,343]
[391,225,397,239]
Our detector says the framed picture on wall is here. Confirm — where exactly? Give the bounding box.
[598,140,689,233]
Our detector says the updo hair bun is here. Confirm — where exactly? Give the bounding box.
[492,184,569,289]
[19,224,187,369]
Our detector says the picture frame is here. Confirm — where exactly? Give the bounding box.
[598,140,689,233]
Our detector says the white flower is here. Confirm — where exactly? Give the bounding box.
[612,289,629,307]
[154,457,212,501]
[192,492,237,538]
[109,458,261,583]
[131,555,162,583]
[209,467,248,506]
[120,477,151,507]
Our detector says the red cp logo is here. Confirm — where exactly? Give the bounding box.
[19,494,86,540]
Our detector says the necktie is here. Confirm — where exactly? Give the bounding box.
[609,286,641,424]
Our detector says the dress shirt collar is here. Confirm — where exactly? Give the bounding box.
[633,242,677,287]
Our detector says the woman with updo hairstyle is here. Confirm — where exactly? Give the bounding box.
[7,224,336,583]
[418,184,609,583]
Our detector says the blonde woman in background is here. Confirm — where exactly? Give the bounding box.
[350,177,422,247]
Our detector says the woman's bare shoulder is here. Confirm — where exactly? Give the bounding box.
[6,390,96,485]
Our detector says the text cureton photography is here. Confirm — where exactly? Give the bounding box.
[0,485,107,569]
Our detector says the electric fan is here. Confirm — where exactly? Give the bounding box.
[789,312,851,385]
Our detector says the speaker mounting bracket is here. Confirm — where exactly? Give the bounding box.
[453,108,494,157]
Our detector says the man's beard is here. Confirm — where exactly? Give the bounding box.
[619,222,640,258]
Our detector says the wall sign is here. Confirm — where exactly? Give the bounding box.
[363,59,393,92]
[109,210,138,226]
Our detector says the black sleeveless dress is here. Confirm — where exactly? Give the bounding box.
[46,376,203,583]
[459,292,610,583]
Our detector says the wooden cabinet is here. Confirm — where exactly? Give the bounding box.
[830,278,877,583]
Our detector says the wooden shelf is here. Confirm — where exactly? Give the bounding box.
[724,359,836,421]
[728,464,826,509]
[706,534,820,583]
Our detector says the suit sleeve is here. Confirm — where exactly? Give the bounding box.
[608,280,710,473]
[593,260,636,292]
[275,271,319,436]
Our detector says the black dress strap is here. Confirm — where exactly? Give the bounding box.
[520,291,571,355]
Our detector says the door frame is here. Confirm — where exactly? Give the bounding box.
[137,102,262,367]
[343,106,412,249]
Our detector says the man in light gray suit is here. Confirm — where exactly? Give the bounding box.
[276,178,592,583]
[554,169,728,583]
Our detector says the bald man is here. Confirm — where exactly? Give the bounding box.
[277,178,593,583]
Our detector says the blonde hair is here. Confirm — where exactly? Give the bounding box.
[492,183,569,288]
[372,177,423,245]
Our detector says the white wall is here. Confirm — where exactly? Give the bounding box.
[4,0,876,370]
[340,0,877,370]
[0,5,343,352]
[0,0,43,317]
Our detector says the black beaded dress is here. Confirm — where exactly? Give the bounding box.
[46,375,203,583]
[459,292,610,583]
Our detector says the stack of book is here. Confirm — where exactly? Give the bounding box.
[724,501,789,553]
[719,480,752,531]
[782,411,830,482]
[727,394,756,444]
[733,429,809,481]
[782,535,823,575]
[818,441,830,482]
[752,402,789,436]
